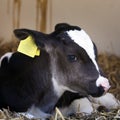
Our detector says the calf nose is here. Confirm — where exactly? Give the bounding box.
[96,76,111,92]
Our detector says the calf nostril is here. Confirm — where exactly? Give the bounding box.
[100,84,110,92]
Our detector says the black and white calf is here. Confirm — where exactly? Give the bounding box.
[0,23,110,119]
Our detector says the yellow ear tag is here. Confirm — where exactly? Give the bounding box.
[17,35,40,58]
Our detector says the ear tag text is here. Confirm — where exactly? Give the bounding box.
[17,36,40,58]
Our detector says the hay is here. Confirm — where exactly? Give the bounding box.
[0,108,120,120]
[0,38,18,56]
[0,40,119,119]
[65,108,120,120]
[98,54,120,100]
[0,109,26,120]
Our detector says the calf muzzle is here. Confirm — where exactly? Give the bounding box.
[96,76,111,93]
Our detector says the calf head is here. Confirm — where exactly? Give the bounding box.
[14,23,110,98]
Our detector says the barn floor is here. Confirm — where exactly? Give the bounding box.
[0,40,120,120]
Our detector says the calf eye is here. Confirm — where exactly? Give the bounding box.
[67,55,77,62]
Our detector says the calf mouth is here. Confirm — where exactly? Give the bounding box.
[88,76,111,97]
[89,86,105,97]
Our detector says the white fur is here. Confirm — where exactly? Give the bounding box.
[76,98,93,113]
[60,98,94,116]
[67,29,99,71]
[18,105,51,120]
[52,76,66,96]
[52,76,76,96]
[0,52,13,67]
[89,93,120,109]
[96,76,110,91]
[60,93,120,116]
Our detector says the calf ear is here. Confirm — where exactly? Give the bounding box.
[55,23,71,31]
[55,23,81,32]
[14,29,31,40]
[14,29,46,48]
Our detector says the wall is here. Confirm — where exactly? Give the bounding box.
[0,0,120,56]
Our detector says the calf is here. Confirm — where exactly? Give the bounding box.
[0,23,110,119]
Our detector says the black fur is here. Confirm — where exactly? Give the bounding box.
[0,51,54,112]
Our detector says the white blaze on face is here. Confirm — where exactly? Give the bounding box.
[67,29,110,91]
[67,30,99,71]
